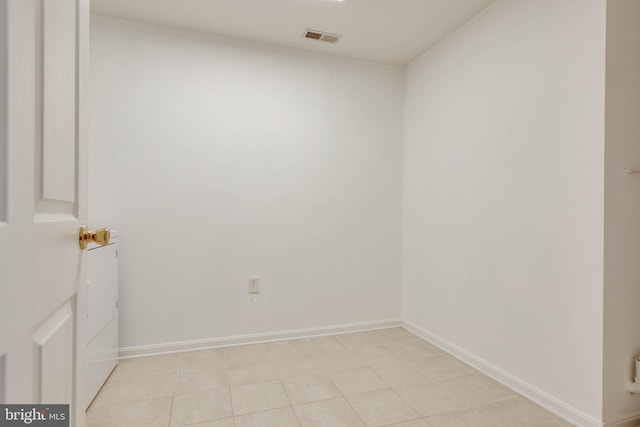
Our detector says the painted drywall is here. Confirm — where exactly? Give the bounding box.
[603,0,640,424]
[89,16,404,349]
[402,0,606,421]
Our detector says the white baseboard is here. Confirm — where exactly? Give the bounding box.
[605,412,640,427]
[403,320,603,427]
[119,318,402,359]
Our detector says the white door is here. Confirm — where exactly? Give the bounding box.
[0,1,91,426]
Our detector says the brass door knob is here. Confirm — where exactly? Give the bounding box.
[79,224,111,250]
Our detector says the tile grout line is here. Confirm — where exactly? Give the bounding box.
[420,395,517,425]
[277,376,303,427]
[93,328,564,426]
[287,333,390,426]
[227,385,235,425]
[338,331,407,427]
[360,335,426,426]
[321,332,428,425]
[168,353,182,426]
[175,350,234,425]
[224,346,238,424]
[397,328,559,423]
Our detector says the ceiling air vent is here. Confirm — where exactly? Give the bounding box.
[303,29,341,44]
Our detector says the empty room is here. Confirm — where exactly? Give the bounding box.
[1,0,639,426]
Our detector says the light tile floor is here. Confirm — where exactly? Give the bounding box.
[86,328,572,426]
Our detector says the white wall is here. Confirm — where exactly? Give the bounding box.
[89,16,404,349]
[402,0,606,421]
[603,0,640,424]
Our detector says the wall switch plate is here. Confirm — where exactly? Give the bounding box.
[248,276,260,294]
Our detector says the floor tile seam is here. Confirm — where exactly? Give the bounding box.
[229,377,279,388]
[354,386,424,427]
[403,355,457,376]
[367,364,432,391]
[102,395,173,426]
[396,353,449,368]
[181,420,233,427]
[168,393,177,427]
[173,365,180,387]
[325,366,387,395]
[176,368,230,382]
[227,360,278,371]
[277,377,303,426]
[365,352,406,391]
[227,364,279,386]
[279,368,368,425]
[282,370,347,406]
[224,351,269,367]
[377,384,431,424]
[170,386,233,426]
[420,394,517,420]
[233,401,291,418]
[340,334,425,425]
[178,361,229,372]
[174,382,231,395]
[159,355,182,427]
[374,413,424,427]
[227,381,236,418]
[385,378,447,421]
[226,361,270,369]
[340,391,370,427]
[423,396,515,421]
[229,377,288,390]
[511,395,569,424]
[104,388,177,407]
[266,353,314,364]
[426,370,481,383]
[226,383,236,425]
[275,370,325,381]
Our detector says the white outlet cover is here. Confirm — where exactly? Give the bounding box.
[248,276,260,294]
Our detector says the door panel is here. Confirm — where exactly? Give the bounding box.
[0,1,89,426]
[41,0,76,205]
[33,301,74,404]
[0,0,6,223]
[2,0,37,407]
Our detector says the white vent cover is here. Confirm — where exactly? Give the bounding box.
[303,29,341,44]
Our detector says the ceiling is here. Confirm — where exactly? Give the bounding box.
[90,0,496,66]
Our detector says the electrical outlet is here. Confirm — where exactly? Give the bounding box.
[248,276,260,294]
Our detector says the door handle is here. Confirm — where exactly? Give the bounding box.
[79,224,111,250]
